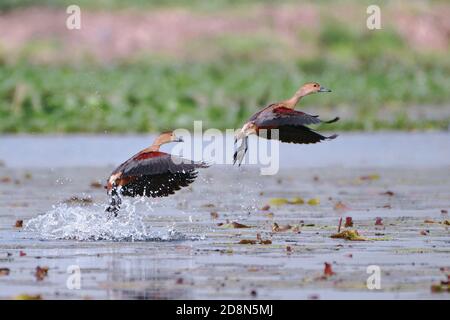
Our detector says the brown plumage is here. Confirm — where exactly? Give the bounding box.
[234,82,339,165]
[105,131,208,216]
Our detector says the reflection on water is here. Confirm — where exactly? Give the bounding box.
[107,253,193,299]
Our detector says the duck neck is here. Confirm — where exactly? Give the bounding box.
[145,144,161,152]
[284,90,304,108]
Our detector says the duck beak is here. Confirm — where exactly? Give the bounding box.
[318,86,332,93]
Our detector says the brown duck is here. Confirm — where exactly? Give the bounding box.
[105,131,208,216]
[234,82,339,165]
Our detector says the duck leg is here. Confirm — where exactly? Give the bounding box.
[233,136,248,166]
[105,185,122,217]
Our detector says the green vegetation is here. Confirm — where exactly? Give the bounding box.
[0,2,449,133]
[1,52,449,133]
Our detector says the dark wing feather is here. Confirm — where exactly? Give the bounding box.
[120,170,199,197]
[121,153,206,177]
[259,125,338,144]
[255,106,339,127]
[113,152,208,198]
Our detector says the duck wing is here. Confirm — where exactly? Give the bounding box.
[110,152,208,197]
[258,124,338,144]
[254,106,339,127]
[253,107,338,144]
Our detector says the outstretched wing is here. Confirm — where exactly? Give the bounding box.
[253,107,338,144]
[255,106,339,127]
[112,152,208,197]
[120,170,200,197]
[259,125,338,144]
[121,152,207,177]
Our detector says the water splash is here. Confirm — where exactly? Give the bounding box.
[25,200,189,242]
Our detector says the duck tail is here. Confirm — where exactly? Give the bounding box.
[324,116,339,124]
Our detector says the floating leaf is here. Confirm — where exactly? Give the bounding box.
[324,263,335,277]
[359,174,380,181]
[431,275,450,293]
[0,176,11,183]
[269,198,289,206]
[220,221,251,229]
[334,201,349,212]
[260,205,270,211]
[14,294,42,300]
[331,230,366,241]
[375,217,384,226]
[210,212,219,219]
[0,268,10,276]
[272,223,300,233]
[380,191,394,196]
[35,266,49,281]
[238,239,257,245]
[14,220,23,228]
[307,198,320,205]
[289,197,304,205]
[90,181,103,189]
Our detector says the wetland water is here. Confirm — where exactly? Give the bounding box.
[0,133,449,299]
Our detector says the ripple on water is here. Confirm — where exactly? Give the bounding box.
[24,200,192,242]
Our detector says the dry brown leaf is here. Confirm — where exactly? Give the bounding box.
[210,212,219,219]
[90,181,103,189]
[0,176,12,183]
[35,266,49,281]
[324,263,335,277]
[14,220,23,228]
[375,217,384,226]
[239,239,257,245]
[0,268,10,276]
[334,201,349,212]
[261,205,270,211]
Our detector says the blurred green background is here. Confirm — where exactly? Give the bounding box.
[0,0,449,133]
